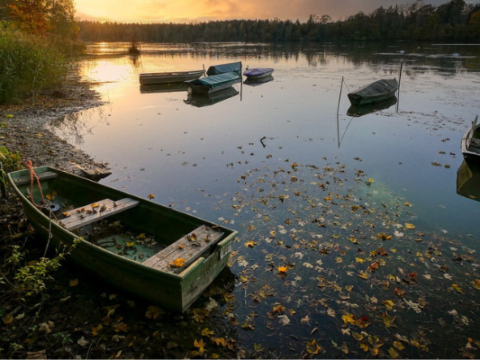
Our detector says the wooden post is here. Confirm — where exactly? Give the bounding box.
[396,62,403,112]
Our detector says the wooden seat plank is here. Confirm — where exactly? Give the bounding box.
[14,171,58,186]
[142,225,224,273]
[58,198,139,230]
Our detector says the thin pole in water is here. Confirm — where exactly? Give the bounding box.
[337,77,344,148]
[397,62,403,112]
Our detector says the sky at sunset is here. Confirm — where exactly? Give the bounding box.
[75,0,457,23]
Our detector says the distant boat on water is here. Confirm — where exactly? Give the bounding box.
[347,78,399,106]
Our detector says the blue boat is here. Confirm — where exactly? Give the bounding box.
[186,62,242,95]
[243,68,274,80]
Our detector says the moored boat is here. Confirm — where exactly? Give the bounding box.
[7,166,237,312]
[347,78,399,106]
[243,68,274,80]
[206,61,242,76]
[461,115,480,161]
[185,72,241,95]
[139,69,205,85]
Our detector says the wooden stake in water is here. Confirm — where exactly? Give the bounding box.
[337,77,344,148]
[397,62,403,112]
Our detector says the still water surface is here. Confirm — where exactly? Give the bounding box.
[49,42,480,357]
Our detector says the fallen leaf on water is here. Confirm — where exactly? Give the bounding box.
[278,266,288,273]
[245,240,256,248]
[405,223,415,230]
[69,278,79,287]
[194,339,206,354]
[306,339,322,354]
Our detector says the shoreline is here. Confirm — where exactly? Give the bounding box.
[0,73,109,177]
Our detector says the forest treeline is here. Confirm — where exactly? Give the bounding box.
[78,0,480,43]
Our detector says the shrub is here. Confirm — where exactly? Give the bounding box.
[0,22,70,104]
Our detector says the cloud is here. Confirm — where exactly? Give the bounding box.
[75,0,456,23]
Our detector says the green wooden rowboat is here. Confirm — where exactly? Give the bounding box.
[347,78,398,106]
[7,166,237,312]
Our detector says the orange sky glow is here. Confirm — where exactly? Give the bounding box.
[74,0,452,24]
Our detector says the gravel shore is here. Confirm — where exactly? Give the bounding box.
[0,73,107,176]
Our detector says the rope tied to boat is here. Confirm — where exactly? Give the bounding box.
[26,160,46,207]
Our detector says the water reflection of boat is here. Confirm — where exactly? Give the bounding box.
[348,78,398,106]
[456,159,480,202]
[184,87,239,107]
[244,75,274,86]
[347,96,397,117]
[139,69,204,85]
[461,115,480,161]
[140,82,188,94]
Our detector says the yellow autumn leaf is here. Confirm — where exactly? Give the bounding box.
[383,300,394,310]
[211,337,226,347]
[148,193,155,199]
[145,306,163,319]
[91,203,100,208]
[194,339,206,353]
[359,342,369,352]
[171,258,186,268]
[245,240,256,248]
[404,201,412,207]
[2,314,13,325]
[278,266,288,273]
[471,279,480,290]
[270,230,276,237]
[382,312,396,327]
[358,270,370,279]
[138,233,146,240]
[125,241,135,248]
[201,328,214,336]
[91,324,103,336]
[335,257,343,263]
[272,304,286,314]
[352,332,363,341]
[393,341,405,350]
[62,212,71,217]
[405,223,415,230]
[388,347,401,359]
[342,313,356,326]
[355,257,365,263]
[452,284,464,294]
[254,343,264,352]
[69,278,79,287]
[306,339,321,354]
[46,193,54,200]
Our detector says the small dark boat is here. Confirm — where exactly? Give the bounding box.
[206,61,242,76]
[348,78,399,106]
[139,70,205,85]
[461,115,480,161]
[243,68,274,80]
[7,166,237,312]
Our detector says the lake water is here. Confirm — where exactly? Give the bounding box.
[49,42,480,358]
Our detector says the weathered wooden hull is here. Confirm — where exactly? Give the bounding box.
[139,70,204,85]
[348,79,399,106]
[8,167,237,312]
[461,116,480,162]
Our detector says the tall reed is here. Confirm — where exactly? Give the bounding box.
[0,22,69,104]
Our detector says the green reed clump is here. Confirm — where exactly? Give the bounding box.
[0,22,69,104]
